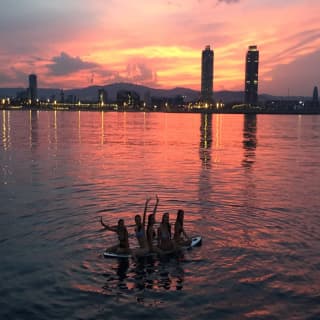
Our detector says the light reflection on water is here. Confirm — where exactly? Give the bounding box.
[0,110,320,319]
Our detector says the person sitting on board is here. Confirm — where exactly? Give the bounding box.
[146,213,158,253]
[100,217,130,254]
[145,195,160,253]
[173,209,191,247]
[157,212,176,253]
[132,197,151,256]
[130,195,160,257]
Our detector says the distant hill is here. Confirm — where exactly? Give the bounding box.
[0,83,311,103]
[0,88,26,97]
[65,83,201,102]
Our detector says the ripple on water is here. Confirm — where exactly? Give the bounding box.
[1,112,320,319]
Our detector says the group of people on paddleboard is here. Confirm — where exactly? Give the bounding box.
[100,195,191,256]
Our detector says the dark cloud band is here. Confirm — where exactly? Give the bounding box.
[46,52,98,76]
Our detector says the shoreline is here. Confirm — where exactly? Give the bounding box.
[1,105,320,115]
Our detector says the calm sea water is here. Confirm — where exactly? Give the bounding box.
[1,110,320,319]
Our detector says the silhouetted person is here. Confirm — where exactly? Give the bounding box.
[100,217,130,254]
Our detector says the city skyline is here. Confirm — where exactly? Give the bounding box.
[0,0,319,96]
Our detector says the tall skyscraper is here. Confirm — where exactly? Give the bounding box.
[28,74,38,104]
[201,45,214,104]
[312,86,319,108]
[244,45,259,105]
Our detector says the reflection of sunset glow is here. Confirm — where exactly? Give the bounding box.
[78,111,81,143]
[54,110,57,130]
[213,114,222,164]
[2,110,8,151]
[203,115,208,150]
[29,110,32,148]
[7,111,10,149]
[123,112,127,144]
[71,283,102,295]
[199,113,212,168]
[101,111,104,145]
[1,111,320,319]
[54,110,58,145]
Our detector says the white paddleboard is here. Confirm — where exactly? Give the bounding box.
[187,235,202,248]
[103,236,202,259]
[103,251,131,258]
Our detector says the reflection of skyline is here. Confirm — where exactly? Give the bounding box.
[241,114,257,224]
[213,114,222,164]
[242,114,257,169]
[78,111,81,143]
[2,110,10,151]
[199,113,223,165]
[198,113,213,205]
[29,110,39,151]
[199,113,212,168]
[101,111,104,145]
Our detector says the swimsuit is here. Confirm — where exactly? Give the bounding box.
[118,229,129,248]
[160,230,170,239]
[147,226,156,246]
[135,227,145,239]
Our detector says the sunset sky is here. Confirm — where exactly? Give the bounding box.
[0,0,319,96]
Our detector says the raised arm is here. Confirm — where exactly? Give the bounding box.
[142,197,151,227]
[100,216,117,232]
[152,195,159,221]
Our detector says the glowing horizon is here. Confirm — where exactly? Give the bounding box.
[0,0,319,96]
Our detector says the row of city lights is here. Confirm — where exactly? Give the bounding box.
[1,97,225,110]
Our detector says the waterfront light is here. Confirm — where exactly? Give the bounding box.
[216,101,224,109]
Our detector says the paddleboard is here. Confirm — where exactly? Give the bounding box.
[186,235,202,248]
[103,251,132,258]
[103,236,202,259]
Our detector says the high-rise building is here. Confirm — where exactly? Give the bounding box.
[201,45,214,104]
[28,74,38,104]
[244,45,259,105]
[312,86,319,108]
[117,90,140,109]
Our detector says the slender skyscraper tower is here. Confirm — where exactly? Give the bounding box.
[201,45,214,104]
[28,74,38,104]
[244,45,259,105]
[312,86,319,108]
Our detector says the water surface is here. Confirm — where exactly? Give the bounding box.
[1,111,320,319]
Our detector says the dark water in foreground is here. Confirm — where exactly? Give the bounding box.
[0,110,320,319]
